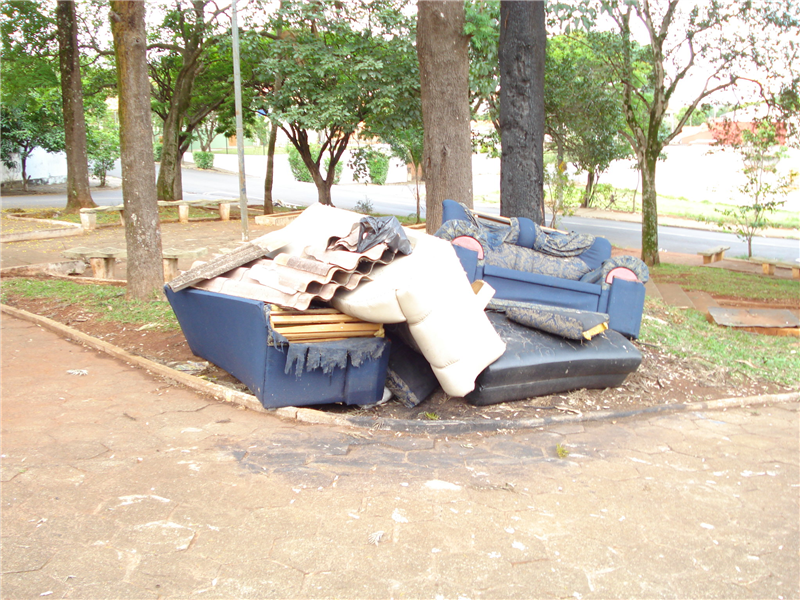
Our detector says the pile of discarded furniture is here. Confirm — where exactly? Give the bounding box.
[165,202,649,411]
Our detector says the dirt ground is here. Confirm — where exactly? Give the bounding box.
[2,278,790,422]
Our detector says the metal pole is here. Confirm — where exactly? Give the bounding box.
[231,0,249,241]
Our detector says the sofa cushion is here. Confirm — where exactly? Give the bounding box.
[578,236,612,270]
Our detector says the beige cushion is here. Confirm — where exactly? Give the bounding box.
[255,203,506,396]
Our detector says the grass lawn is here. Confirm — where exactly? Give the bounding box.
[650,263,800,304]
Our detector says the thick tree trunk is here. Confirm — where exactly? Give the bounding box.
[640,150,660,266]
[110,1,164,299]
[263,121,278,214]
[498,0,545,224]
[57,0,95,212]
[417,0,473,233]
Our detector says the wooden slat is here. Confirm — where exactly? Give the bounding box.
[280,329,382,341]
[270,313,363,325]
[270,306,341,315]
[274,322,381,335]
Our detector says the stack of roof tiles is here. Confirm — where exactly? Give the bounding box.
[167,231,399,312]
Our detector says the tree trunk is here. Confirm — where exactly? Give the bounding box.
[174,152,184,200]
[417,0,473,234]
[498,0,545,224]
[57,0,95,212]
[110,1,164,299]
[156,12,202,202]
[640,150,660,266]
[157,108,185,201]
[582,171,595,208]
[263,120,278,214]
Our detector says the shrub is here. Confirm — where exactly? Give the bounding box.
[193,151,214,170]
[287,144,342,184]
[87,127,120,187]
[349,147,390,185]
[153,143,163,162]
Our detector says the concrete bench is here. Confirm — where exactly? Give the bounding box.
[79,200,235,231]
[697,245,730,264]
[161,247,207,282]
[62,246,127,279]
[162,199,234,224]
[750,257,800,279]
[79,205,125,231]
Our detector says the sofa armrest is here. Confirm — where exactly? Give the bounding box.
[605,278,646,339]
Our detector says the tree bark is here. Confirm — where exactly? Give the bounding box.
[110,1,164,299]
[263,121,278,214]
[417,0,473,233]
[57,0,96,212]
[498,0,545,224]
[155,1,204,201]
[640,148,660,266]
[582,171,595,208]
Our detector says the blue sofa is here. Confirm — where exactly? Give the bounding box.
[437,200,647,339]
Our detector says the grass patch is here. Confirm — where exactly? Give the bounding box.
[640,297,799,387]
[1,278,180,331]
[650,263,799,303]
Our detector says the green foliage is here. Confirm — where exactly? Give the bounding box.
[153,143,163,162]
[556,443,570,459]
[250,0,418,203]
[87,112,120,187]
[711,119,797,257]
[287,145,342,184]
[349,147,390,185]
[544,158,581,228]
[193,151,214,170]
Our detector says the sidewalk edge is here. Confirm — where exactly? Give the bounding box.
[3,304,797,434]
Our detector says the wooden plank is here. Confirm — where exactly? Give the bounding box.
[274,322,381,335]
[270,307,342,315]
[269,313,363,325]
[280,329,383,341]
[470,209,565,234]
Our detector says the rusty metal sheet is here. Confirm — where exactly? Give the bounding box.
[708,307,800,328]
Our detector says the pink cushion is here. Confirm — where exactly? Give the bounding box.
[451,236,484,259]
[605,267,639,284]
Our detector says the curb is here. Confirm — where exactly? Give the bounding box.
[4,303,799,434]
[1,214,85,243]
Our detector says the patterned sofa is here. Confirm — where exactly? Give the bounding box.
[436,200,649,338]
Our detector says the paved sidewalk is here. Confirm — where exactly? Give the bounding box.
[3,315,798,599]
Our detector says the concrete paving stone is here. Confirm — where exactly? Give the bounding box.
[480,440,547,459]
[0,570,74,600]
[690,412,749,434]
[197,559,304,599]
[268,465,337,489]
[728,431,796,451]
[110,518,198,555]
[346,431,437,451]
[544,422,586,435]
[1,538,59,574]
[573,458,642,481]
[126,551,223,597]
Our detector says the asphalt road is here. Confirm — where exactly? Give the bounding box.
[2,165,798,262]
